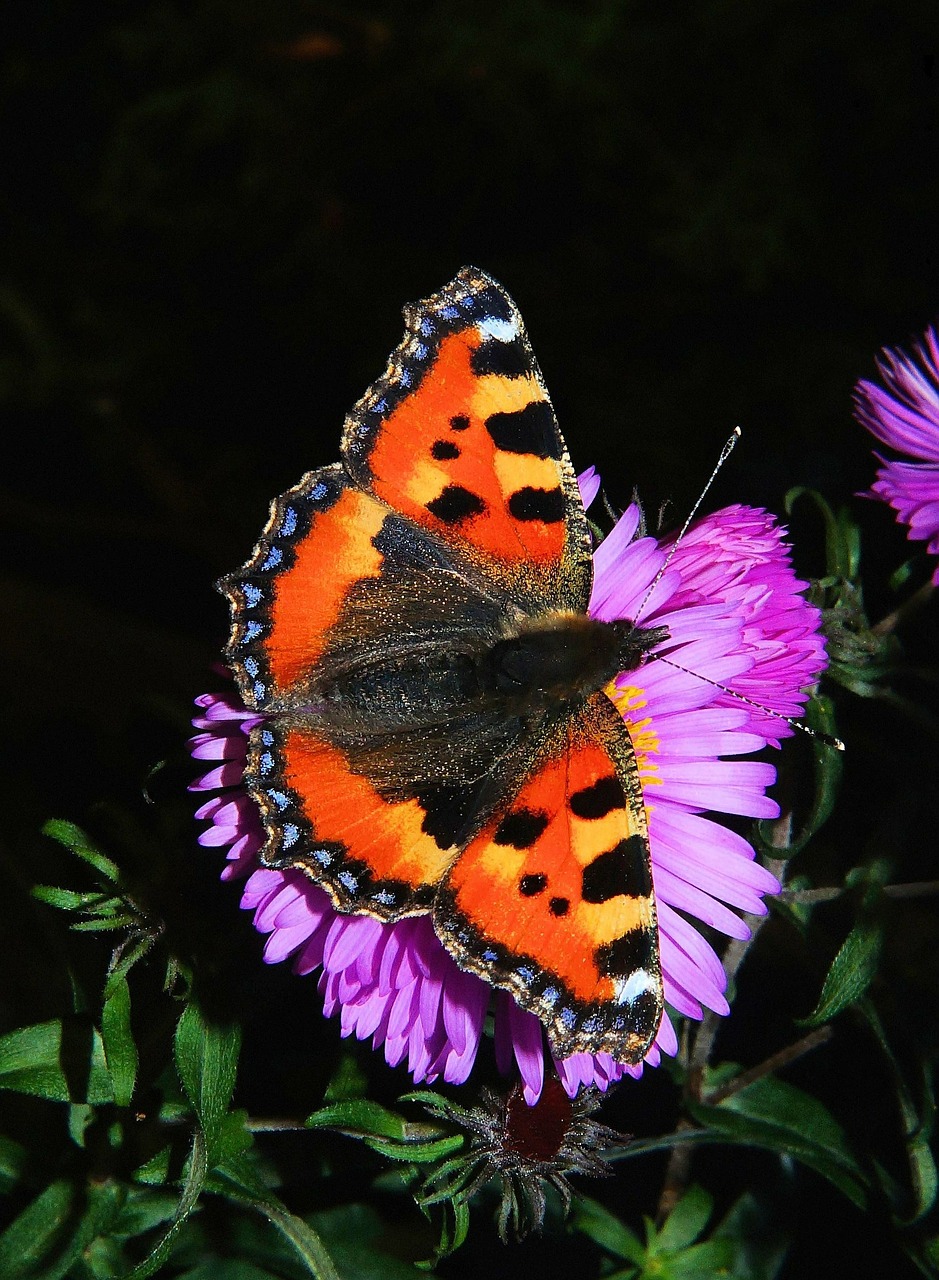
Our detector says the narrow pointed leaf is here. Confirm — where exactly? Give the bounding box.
[799,918,883,1027]
[101,974,138,1106]
[572,1194,647,1264]
[654,1184,713,1253]
[690,1076,868,1207]
[174,1001,241,1166]
[42,820,121,882]
[0,1135,26,1194]
[124,1129,208,1279]
[0,1180,73,1278]
[207,1154,341,1280]
[305,1099,408,1141]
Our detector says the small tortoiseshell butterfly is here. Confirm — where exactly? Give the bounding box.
[220,268,667,1062]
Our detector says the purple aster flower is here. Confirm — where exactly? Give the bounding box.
[191,489,826,1105]
[854,324,939,582]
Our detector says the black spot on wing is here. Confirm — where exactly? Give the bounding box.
[581,835,651,904]
[417,782,482,850]
[485,401,561,459]
[431,439,460,460]
[595,925,657,979]
[450,414,470,431]
[569,775,627,819]
[495,808,549,849]
[470,335,530,378]
[427,484,486,524]
[549,896,570,916]
[507,486,566,523]
[519,873,547,896]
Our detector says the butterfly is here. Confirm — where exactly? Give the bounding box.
[220,267,667,1063]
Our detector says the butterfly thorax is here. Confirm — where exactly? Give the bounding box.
[482,613,667,714]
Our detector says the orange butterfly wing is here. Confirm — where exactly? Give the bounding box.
[220,465,388,710]
[435,693,663,1062]
[242,716,454,917]
[341,266,591,612]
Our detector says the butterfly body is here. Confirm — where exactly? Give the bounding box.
[221,268,666,1062]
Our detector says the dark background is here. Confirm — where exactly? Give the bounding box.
[2,3,938,1277]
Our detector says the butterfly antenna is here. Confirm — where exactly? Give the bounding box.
[628,424,843,751]
[634,426,741,624]
[653,653,845,751]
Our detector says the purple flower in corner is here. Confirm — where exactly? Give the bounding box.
[854,323,939,582]
[191,488,827,1106]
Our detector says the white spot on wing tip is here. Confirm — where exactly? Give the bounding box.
[614,969,658,1005]
[477,315,519,342]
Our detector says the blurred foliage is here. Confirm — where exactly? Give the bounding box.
[2,2,939,1277]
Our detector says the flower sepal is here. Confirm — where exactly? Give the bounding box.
[409,1079,629,1254]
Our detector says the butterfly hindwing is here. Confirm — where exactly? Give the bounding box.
[434,692,663,1062]
[341,266,592,614]
[242,716,455,918]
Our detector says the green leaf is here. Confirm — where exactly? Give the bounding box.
[690,1076,868,1208]
[311,1204,431,1280]
[72,915,138,933]
[306,1097,459,1163]
[174,1000,241,1166]
[306,1099,409,1141]
[106,933,160,988]
[440,1196,470,1263]
[799,917,883,1027]
[906,1134,938,1228]
[31,885,113,912]
[101,974,138,1106]
[0,1178,125,1280]
[42,819,121,882]
[667,1238,736,1278]
[323,1051,368,1102]
[67,1102,95,1148]
[208,1153,342,1280]
[888,556,919,592]
[0,1181,74,1279]
[571,1194,646,1265]
[860,1000,938,1224]
[712,1190,789,1280]
[785,488,855,579]
[653,1184,712,1254]
[0,1019,113,1104]
[113,1187,182,1239]
[133,1146,173,1186]
[836,503,862,580]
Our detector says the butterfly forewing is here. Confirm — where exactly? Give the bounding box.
[219,465,389,711]
[340,266,592,614]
